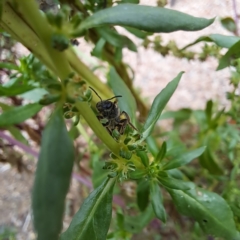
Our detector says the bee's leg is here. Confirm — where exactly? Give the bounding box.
[97,115,109,127]
[116,119,128,135]
[121,111,138,132]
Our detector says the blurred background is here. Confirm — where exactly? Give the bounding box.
[0,0,239,239]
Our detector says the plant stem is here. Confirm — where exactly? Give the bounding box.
[18,0,72,80]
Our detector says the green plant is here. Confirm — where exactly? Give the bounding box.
[0,1,239,240]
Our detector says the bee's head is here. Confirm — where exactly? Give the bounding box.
[90,87,122,113]
[96,100,113,112]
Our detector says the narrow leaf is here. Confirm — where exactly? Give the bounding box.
[0,103,42,126]
[96,27,137,52]
[0,84,35,96]
[124,26,152,39]
[199,147,223,175]
[146,136,159,157]
[137,180,150,211]
[124,206,154,233]
[217,40,240,70]
[32,108,74,240]
[108,67,137,124]
[136,150,149,166]
[60,178,116,240]
[0,62,19,70]
[91,38,106,58]
[6,126,29,145]
[150,181,167,222]
[76,4,214,34]
[182,34,240,50]
[168,184,240,239]
[205,100,213,124]
[140,72,184,141]
[155,141,167,163]
[162,146,206,170]
[221,17,237,33]
[158,175,191,191]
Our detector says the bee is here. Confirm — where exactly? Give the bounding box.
[89,87,138,135]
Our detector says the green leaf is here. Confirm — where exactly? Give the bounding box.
[108,67,137,124]
[124,206,154,233]
[91,38,106,58]
[0,84,35,97]
[162,146,206,170]
[0,62,19,70]
[32,107,74,240]
[217,40,240,70]
[150,181,166,222]
[137,180,150,211]
[118,0,139,3]
[181,34,240,50]
[168,184,240,239]
[158,175,191,191]
[61,178,115,240]
[160,108,192,121]
[76,4,214,34]
[96,27,137,52]
[199,147,223,175]
[155,141,167,163]
[0,103,42,127]
[136,150,149,166]
[124,26,152,39]
[140,72,184,142]
[92,155,109,188]
[205,100,213,124]
[221,17,237,33]
[6,126,28,145]
[146,136,159,157]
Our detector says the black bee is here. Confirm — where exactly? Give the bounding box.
[90,87,138,135]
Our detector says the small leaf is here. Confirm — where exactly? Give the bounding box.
[168,184,240,239]
[6,126,29,145]
[118,0,139,3]
[0,62,19,70]
[124,206,154,233]
[162,146,206,170]
[96,27,137,52]
[32,107,74,240]
[124,26,152,39]
[150,181,167,222]
[92,155,109,188]
[155,141,167,163]
[217,40,240,70]
[146,136,159,157]
[76,4,214,34]
[91,38,106,58]
[182,34,240,50]
[108,67,137,124]
[199,147,223,175]
[136,150,149,167]
[158,175,191,191]
[221,17,237,33]
[140,72,184,142]
[60,178,116,240]
[137,180,150,211]
[0,103,42,127]
[0,84,35,97]
[205,100,213,124]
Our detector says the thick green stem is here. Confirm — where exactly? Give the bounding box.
[17,0,72,80]
[1,2,57,73]
[66,49,112,99]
